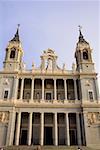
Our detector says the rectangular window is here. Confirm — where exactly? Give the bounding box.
[4,90,9,99]
[88,91,94,101]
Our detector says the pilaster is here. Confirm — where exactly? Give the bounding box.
[6,108,16,146]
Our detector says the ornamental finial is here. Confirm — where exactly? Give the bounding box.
[78,25,82,32]
[78,25,88,44]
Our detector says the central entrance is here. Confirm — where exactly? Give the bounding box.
[44,127,53,145]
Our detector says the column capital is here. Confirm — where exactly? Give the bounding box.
[63,78,67,81]
[53,77,57,81]
[14,75,19,79]
[83,111,88,114]
[73,77,77,81]
[9,108,16,113]
[31,77,34,80]
[76,112,80,114]
[28,112,33,114]
[66,112,69,115]
[54,112,57,115]
[41,77,45,80]
[20,77,25,80]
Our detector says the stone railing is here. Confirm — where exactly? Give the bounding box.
[0,99,82,105]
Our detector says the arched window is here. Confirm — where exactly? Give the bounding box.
[83,50,88,60]
[10,48,16,59]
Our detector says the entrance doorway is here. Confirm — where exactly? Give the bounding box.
[44,127,53,145]
[70,129,77,145]
[20,129,27,145]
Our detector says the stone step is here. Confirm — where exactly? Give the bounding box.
[3,146,97,150]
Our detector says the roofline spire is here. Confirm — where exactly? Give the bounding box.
[78,25,82,34]
[10,24,20,42]
[17,24,20,34]
[78,25,88,43]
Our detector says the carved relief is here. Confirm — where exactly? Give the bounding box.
[3,78,9,85]
[87,112,100,125]
[40,48,58,71]
[85,79,90,86]
[0,112,9,123]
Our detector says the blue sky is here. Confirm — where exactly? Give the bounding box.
[0,0,100,88]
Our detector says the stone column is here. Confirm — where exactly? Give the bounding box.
[42,79,44,100]
[13,77,19,100]
[20,78,24,99]
[31,78,34,101]
[64,79,67,100]
[6,109,16,146]
[54,79,57,100]
[28,112,33,145]
[54,113,58,146]
[15,112,21,145]
[40,113,44,145]
[76,113,82,145]
[65,113,70,146]
[74,79,78,100]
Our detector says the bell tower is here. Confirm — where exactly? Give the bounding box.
[3,25,23,71]
[75,27,95,73]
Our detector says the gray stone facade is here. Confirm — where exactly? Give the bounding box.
[0,27,100,149]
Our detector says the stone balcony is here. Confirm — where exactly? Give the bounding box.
[0,99,100,108]
[0,98,81,108]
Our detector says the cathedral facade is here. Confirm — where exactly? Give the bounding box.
[0,27,100,149]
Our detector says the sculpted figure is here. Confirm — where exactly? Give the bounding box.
[87,113,96,125]
[0,112,3,122]
[0,112,9,123]
[4,112,9,122]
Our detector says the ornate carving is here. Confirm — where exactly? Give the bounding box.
[0,112,9,123]
[3,79,9,85]
[87,112,100,125]
[40,48,58,71]
[85,80,90,86]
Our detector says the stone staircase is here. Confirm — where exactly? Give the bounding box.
[2,146,98,150]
